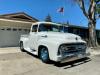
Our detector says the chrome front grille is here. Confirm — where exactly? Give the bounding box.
[60,43,86,55]
[67,46,75,50]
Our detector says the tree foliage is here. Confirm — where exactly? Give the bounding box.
[95,0,100,3]
[96,2,100,14]
[44,14,52,22]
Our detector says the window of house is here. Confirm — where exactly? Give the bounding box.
[64,27,68,32]
[99,32,100,38]
[18,28,22,31]
[68,27,73,33]
[24,29,28,32]
[13,28,17,31]
[1,28,5,30]
[7,28,11,31]
[32,25,38,32]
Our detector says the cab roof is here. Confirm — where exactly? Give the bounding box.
[32,22,61,26]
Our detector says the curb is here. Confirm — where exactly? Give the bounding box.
[0,47,21,54]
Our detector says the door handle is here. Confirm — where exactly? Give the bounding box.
[41,35,47,38]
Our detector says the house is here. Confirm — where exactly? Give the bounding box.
[63,24,100,45]
[0,12,38,47]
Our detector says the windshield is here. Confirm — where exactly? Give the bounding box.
[39,24,68,32]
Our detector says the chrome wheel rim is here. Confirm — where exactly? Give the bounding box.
[41,48,48,61]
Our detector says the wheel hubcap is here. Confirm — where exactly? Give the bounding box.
[41,48,48,60]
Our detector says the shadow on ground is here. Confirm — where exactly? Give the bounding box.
[24,51,91,69]
[54,57,91,69]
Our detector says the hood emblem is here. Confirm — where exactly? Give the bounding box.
[75,37,78,40]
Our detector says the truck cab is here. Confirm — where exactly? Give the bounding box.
[20,22,89,63]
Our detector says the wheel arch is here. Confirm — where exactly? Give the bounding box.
[20,41,23,43]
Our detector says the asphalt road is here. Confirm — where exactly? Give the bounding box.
[0,48,100,75]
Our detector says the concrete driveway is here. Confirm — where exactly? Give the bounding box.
[0,47,100,75]
[0,47,21,54]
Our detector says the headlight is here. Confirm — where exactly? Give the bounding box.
[57,45,68,55]
[60,45,68,51]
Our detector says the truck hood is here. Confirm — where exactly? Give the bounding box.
[39,32,85,43]
[48,32,79,38]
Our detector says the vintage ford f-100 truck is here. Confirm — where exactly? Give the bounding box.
[20,22,89,63]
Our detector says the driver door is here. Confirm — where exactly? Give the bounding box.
[29,24,38,50]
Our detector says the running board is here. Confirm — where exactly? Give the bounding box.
[30,51,37,55]
[24,48,37,55]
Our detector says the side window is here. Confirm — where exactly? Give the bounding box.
[39,24,48,32]
[38,24,52,32]
[32,25,38,32]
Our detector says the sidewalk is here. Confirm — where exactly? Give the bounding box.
[88,47,100,56]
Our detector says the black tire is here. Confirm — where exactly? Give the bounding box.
[20,42,25,52]
[39,47,50,63]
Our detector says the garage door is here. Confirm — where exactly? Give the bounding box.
[0,28,29,47]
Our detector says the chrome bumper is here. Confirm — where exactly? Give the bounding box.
[57,53,90,63]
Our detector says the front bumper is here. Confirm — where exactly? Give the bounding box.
[57,52,90,63]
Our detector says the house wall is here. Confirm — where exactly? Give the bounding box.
[0,19,32,47]
[0,19,32,28]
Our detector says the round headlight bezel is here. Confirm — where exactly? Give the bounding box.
[57,45,68,55]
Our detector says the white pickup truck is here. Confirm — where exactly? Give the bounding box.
[20,22,89,63]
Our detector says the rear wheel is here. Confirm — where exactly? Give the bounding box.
[20,42,25,52]
[39,47,50,63]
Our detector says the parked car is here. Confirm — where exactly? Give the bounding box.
[20,22,90,63]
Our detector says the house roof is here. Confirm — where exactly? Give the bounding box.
[0,12,38,22]
[62,23,100,31]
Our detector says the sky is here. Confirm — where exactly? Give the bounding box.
[0,0,100,29]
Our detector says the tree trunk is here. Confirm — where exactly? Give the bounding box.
[88,20,98,47]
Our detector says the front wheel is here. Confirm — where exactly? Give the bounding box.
[39,47,50,63]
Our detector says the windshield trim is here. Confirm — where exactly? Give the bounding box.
[38,23,68,33]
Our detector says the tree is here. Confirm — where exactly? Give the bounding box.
[44,14,52,22]
[96,2,100,15]
[72,0,100,47]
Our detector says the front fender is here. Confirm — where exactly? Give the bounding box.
[37,38,62,61]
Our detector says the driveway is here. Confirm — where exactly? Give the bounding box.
[0,47,100,75]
